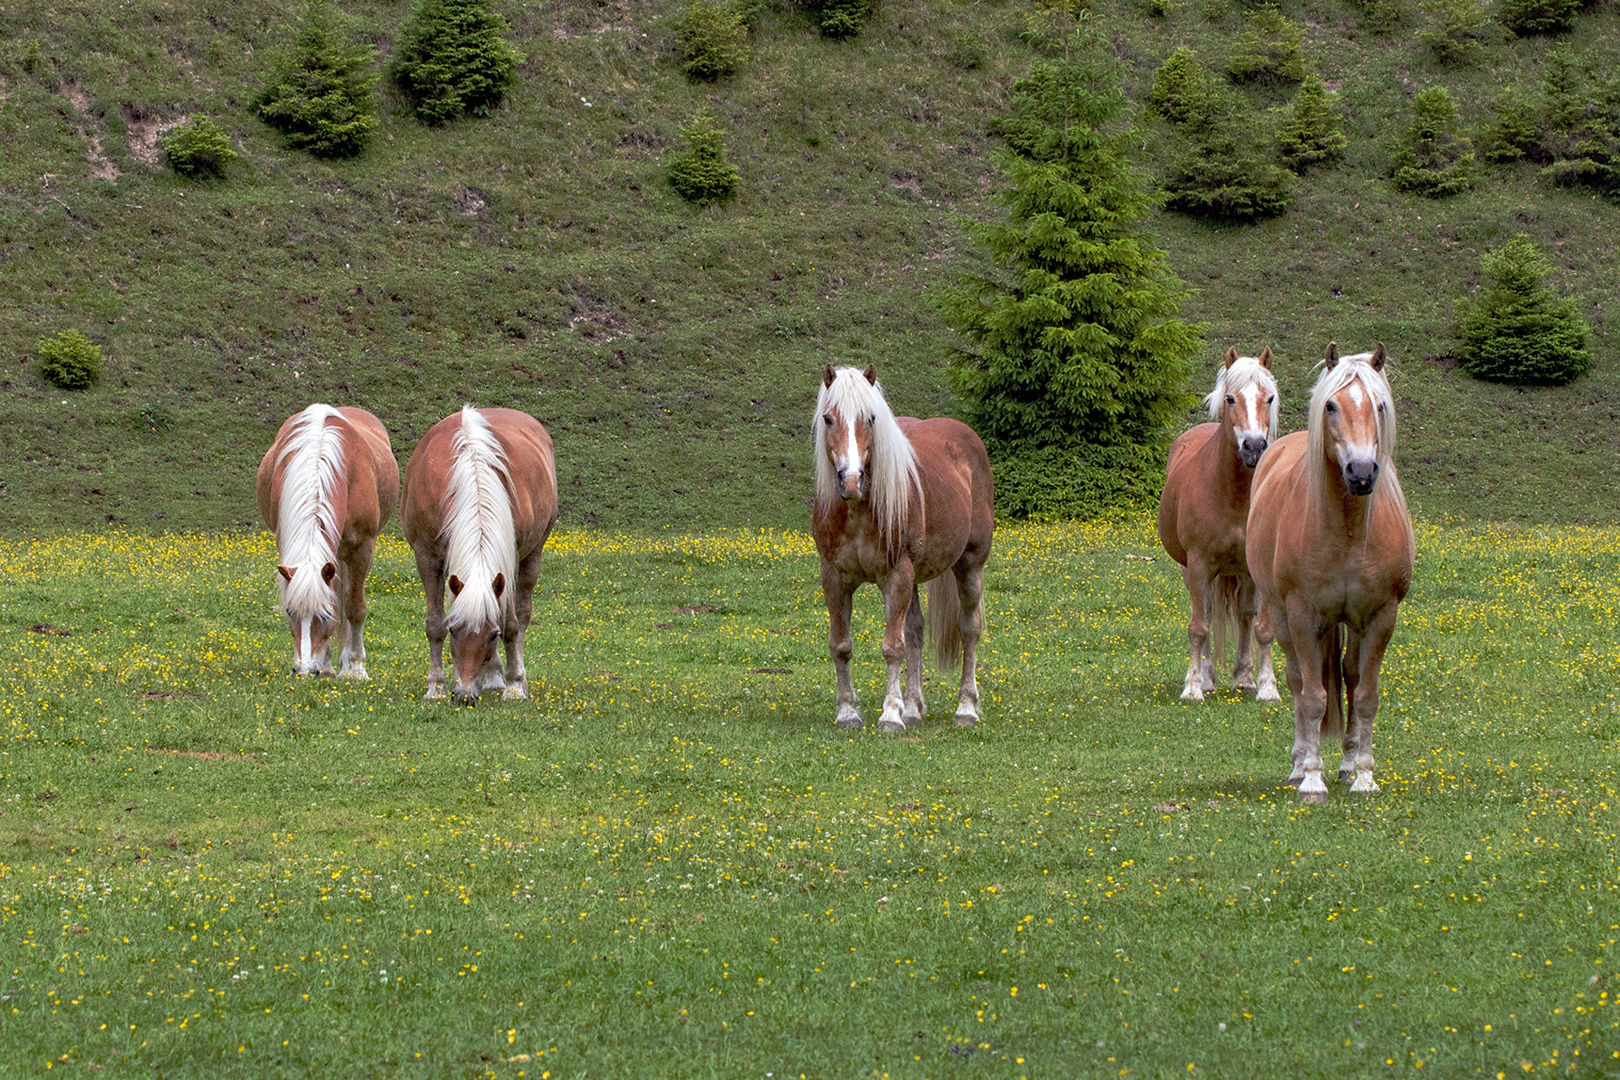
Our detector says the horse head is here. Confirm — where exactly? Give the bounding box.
[820,363,880,502]
[1218,346,1276,468]
[1318,341,1391,497]
[446,571,506,703]
[278,561,339,676]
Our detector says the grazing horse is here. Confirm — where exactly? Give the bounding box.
[812,364,994,733]
[402,406,559,703]
[1246,343,1414,802]
[256,404,399,679]
[1158,347,1280,703]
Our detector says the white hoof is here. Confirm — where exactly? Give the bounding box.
[424,684,447,702]
[877,706,906,734]
[1349,770,1379,794]
[1298,772,1329,803]
[834,706,863,730]
[1256,684,1281,703]
[954,709,978,727]
[502,684,528,701]
[339,662,369,681]
[1180,682,1205,702]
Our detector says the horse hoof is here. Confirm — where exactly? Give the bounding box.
[1349,771,1380,795]
[1180,686,1204,702]
[1256,688,1281,703]
[877,718,907,734]
[835,716,863,730]
[340,665,369,681]
[954,712,978,727]
[502,686,527,701]
[1235,677,1256,692]
[424,686,447,702]
[1283,775,1303,787]
[1299,789,1330,804]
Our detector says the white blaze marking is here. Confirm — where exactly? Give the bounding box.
[299,618,312,666]
[843,418,860,482]
[1347,383,1365,406]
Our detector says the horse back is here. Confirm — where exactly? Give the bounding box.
[401,413,463,556]
[896,416,993,581]
[335,407,399,540]
[482,408,561,556]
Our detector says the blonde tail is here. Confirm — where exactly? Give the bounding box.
[929,573,964,671]
[1210,575,1242,676]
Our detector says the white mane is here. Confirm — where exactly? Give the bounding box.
[813,367,920,545]
[275,403,343,620]
[1204,354,1279,438]
[442,405,518,633]
[1307,353,1409,529]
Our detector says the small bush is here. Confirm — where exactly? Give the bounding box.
[1478,87,1541,164]
[1276,74,1348,171]
[668,112,740,205]
[38,329,103,390]
[252,1,378,158]
[161,115,237,177]
[1359,0,1405,35]
[1164,99,1292,219]
[1148,47,1215,124]
[391,0,521,124]
[816,0,870,37]
[1497,0,1581,36]
[1418,0,1490,63]
[1226,6,1305,84]
[677,0,748,80]
[1391,85,1474,196]
[1456,234,1590,385]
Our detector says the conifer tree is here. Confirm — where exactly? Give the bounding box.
[1147,46,1213,124]
[1391,85,1474,196]
[1478,87,1541,164]
[1276,73,1348,172]
[936,15,1201,518]
[391,0,521,124]
[1164,94,1293,218]
[1456,234,1590,385]
[252,1,378,158]
[668,112,740,205]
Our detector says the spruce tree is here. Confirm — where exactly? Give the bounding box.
[252,1,378,159]
[1164,94,1293,219]
[668,112,740,205]
[936,16,1201,518]
[1391,85,1474,196]
[1276,73,1348,172]
[1147,46,1213,125]
[1456,234,1591,385]
[391,0,521,124]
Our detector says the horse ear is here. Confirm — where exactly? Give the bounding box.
[492,573,506,600]
[1223,346,1239,369]
[321,562,338,586]
[1258,346,1273,370]
[1324,341,1340,370]
[862,364,877,385]
[1370,342,1387,371]
[277,566,295,583]
[823,364,835,388]
[448,575,464,597]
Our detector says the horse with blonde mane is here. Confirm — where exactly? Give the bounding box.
[1158,347,1280,702]
[812,364,994,733]
[256,404,399,678]
[1247,343,1414,802]
[402,406,559,703]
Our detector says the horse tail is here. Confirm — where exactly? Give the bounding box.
[1210,575,1242,674]
[929,573,963,671]
[1322,623,1345,741]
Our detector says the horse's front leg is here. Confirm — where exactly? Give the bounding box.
[902,581,926,727]
[1284,604,1332,802]
[502,548,546,701]
[338,543,373,680]
[822,563,861,729]
[1341,606,1399,794]
[1251,600,1281,703]
[415,550,449,701]
[952,562,986,727]
[877,562,915,734]
[1232,575,1257,691]
[1180,556,1213,701]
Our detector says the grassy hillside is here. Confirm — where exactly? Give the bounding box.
[0,0,1617,534]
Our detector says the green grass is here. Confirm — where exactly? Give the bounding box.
[2,0,1620,534]
[1,520,1616,1076]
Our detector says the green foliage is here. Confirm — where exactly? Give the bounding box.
[1391,85,1474,196]
[160,114,236,178]
[390,0,521,124]
[251,1,378,158]
[1477,87,1542,164]
[1417,0,1490,63]
[814,0,870,38]
[1358,0,1406,35]
[938,21,1201,519]
[37,328,103,390]
[677,0,749,80]
[1276,74,1348,172]
[1164,96,1293,218]
[668,111,740,204]
[1497,0,1581,36]
[1147,46,1214,124]
[1456,234,1590,385]
[1225,6,1305,84]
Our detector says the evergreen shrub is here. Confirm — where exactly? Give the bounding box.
[1164,98,1292,218]
[1497,0,1581,36]
[677,0,747,81]
[38,329,102,390]
[668,112,740,205]
[1148,47,1214,124]
[1276,74,1347,171]
[252,1,378,158]
[161,115,237,177]
[1225,7,1305,84]
[1391,85,1474,196]
[1418,0,1490,63]
[815,0,870,37]
[391,0,520,124]
[1478,88,1541,164]
[1456,234,1590,385]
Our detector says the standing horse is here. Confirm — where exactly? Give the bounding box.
[1246,343,1414,802]
[402,406,559,703]
[256,404,399,679]
[1157,347,1280,702]
[812,365,994,733]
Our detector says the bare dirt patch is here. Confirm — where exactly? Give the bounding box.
[60,80,119,183]
[124,103,187,169]
[145,747,264,763]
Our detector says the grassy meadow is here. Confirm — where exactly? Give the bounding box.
[0,519,1616,1077]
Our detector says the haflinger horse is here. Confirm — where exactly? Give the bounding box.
[1246,343,1414,803]
[1157,347,1280,703]
[256,404,399,679]
[402,406,559,704]
[812,364,994,733]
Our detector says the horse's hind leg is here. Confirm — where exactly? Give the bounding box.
[1342,609,1396,794]
[1180,557,1212,701]
[500,547,546,701]
[902,582,926,727]
[338,543,374,680]
[1232,577,1256,692]
[822,565,862,729]
[951,562,985,727]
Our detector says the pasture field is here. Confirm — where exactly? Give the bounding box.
[0,519,1617,1078]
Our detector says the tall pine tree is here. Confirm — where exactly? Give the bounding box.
[937,14,1200,518]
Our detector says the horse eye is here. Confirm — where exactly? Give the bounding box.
[1377,401,1386,413]
[1267,396,1275,405]
[1325,401,1338,413]
[866,414,875,427]
[822,414,833,427]
[1225,395,1236,406]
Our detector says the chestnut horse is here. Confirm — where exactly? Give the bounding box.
[402,406,559,703]
[256,404,399,678]
[1158,347,1279,702]
[812,365,994,733]
[1247,343,1414,802]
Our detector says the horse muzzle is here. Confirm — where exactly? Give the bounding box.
[1343,459,1379,496]
[835,468,866,501]
[1238,435,1268,469]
